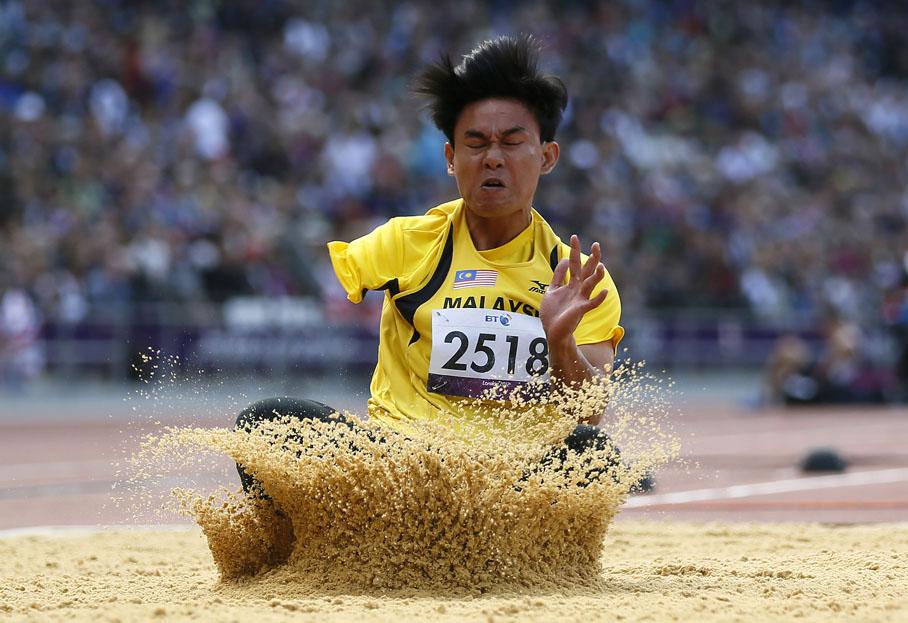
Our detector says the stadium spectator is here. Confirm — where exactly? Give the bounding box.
[0,285,43,386]
[765,320,894,405]
[2,1,908,387]
[883,256,908,401]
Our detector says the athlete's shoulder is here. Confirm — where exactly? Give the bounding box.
[385,200,460,255]
[386,199,459,241]
[363,200,458,274]
[535,211,616,281]
[531,209,562,242]
[528,209,566,267]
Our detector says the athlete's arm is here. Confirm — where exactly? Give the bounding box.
[540,235,613,420]
[327,219,407,303]
[550,339,614,425]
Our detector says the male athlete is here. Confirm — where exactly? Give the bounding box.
[234,35,625,526]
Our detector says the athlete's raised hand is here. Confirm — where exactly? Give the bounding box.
[540,235,608,348]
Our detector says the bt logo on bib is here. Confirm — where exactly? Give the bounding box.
[484,314,511,326]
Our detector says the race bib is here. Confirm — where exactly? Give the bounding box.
[427,308,550,400]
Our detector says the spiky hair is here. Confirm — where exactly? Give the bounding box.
[413,35,568,144]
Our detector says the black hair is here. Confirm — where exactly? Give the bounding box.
[413,35,568,144]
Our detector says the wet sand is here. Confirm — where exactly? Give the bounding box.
[2,521,906,622]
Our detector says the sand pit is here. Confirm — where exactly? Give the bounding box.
[10,368,901,620]
[1,521,906,622]
[123,372,676,590]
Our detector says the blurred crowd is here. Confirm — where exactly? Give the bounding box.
[1,0,908,391]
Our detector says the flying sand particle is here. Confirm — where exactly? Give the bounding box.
[134,363,678,591]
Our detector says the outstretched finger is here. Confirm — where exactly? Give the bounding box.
[569,235,582,283]
[581,241,601,281]
[551,257,570,289]
[581,289,608,312]
[580,263,605,298]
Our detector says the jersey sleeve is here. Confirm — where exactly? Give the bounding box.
[327,219,404,304]
[572,261,624,350]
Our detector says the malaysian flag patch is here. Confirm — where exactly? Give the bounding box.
[453,269,498,289]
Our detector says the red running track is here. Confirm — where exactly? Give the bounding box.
[1,397,907,529]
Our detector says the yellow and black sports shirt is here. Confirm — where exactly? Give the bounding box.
[328,199,623,432]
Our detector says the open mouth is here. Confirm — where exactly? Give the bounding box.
[481,178,505,189]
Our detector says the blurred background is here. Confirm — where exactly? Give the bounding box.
[1,0,908,529]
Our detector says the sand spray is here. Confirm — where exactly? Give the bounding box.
[127,358,679,591]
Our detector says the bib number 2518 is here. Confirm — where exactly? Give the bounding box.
[440,331,549,377]
[427,308,551,400]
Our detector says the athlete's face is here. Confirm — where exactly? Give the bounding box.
[445,99,559,219]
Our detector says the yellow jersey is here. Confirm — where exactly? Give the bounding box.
[327,199,623,431]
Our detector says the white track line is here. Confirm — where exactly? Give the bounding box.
[5,468,908,534]
[0,524,194,538]
[625,467,908,508]
[4,459,115,473]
